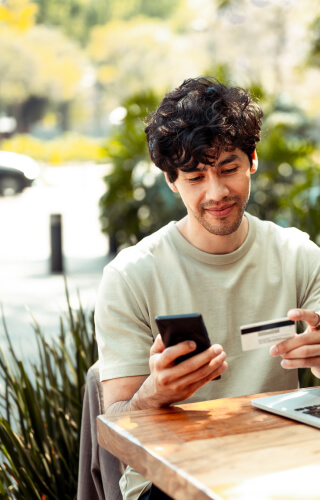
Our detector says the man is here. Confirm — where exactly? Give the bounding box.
[95,77,320,500]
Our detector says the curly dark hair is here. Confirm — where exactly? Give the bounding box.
[145,77,263,182]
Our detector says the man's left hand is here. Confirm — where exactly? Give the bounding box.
[269,309,320,379]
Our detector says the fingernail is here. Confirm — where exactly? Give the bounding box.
[269,345,278,356]
[188,341,196,349]
[281,359,289,368]
[289,308,300,318]
[214,344,223,355]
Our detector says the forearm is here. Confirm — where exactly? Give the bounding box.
[103,339,228,414]
[105,376,165,414]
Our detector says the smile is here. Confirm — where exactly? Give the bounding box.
[204,204,235,218]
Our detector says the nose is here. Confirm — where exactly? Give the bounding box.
[205,176,230,202]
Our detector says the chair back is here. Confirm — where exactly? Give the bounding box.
[77,360,122,500]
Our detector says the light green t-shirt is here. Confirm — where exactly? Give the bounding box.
[95,212,320,499]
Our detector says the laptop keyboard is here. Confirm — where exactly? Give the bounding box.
[295,405,320,418]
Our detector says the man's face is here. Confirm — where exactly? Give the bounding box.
[167,148,257,237]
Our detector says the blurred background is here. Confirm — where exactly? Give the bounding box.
[0,0,320,361]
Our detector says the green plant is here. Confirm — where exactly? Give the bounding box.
[247,94,320,245]
[99,91,186,252]
[0,280,97,499]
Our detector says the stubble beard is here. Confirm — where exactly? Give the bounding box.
[192,195,249,236]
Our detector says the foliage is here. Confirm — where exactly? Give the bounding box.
[1,133,106,164]
[106,0,178,21]
[0,24,86,104]
[34,0,109,46]
[86,12,216,109]
[0,281,97,499]
[248,94,320,245]
[87,17,178,106]
[33,0,179,45]
[0,24,88,132]
[215,0,235,9]
[0,0,37,31]
[99,91,186,251]
[309,15,320,66]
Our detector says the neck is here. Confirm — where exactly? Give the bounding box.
[176,215,249,254]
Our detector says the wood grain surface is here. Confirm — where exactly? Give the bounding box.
[97,391,320,500]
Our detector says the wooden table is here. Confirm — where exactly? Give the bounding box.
[97,391,320,500]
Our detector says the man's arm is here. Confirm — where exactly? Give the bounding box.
[103,334,227,413]
[270,308,320,379]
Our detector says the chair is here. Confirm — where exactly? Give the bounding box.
[77,360,122,500]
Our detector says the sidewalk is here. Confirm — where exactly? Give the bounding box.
[0,255,112,364]
[0,163,112,365]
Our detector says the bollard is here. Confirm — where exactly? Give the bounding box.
[50,213,64,273]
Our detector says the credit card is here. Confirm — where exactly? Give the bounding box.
[240,318,296,351]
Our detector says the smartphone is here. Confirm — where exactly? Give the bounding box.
[155,313,212,365]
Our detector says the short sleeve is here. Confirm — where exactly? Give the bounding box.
[95,264,153,382]
[299,239,320,313]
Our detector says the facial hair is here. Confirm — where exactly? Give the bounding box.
[192,195,249,236]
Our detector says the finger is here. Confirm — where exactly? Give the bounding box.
[281,343,320,360]
[270,331,320,356]
[157,340,197,368]
[177,344,224,374]
[211,359,228,380]
[150,334,166,355]
[185,349,227,381]
[281,356,320,370]
[287,308,320,328]
[158,343,225,380]
[169,357,228,394]
[156,360,228,405]
[188,349,227,382]
[186,360,228,392]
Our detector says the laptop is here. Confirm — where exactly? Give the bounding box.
[252,387,320,429]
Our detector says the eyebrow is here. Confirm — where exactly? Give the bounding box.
[217,153,241,168]
[181,153,241,174]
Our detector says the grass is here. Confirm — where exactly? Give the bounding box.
[0,280,97,499]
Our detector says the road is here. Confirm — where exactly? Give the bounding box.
[0,163,112,365]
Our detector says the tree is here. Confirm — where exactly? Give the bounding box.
[87,16,213,114]
[0,25,88,132]
[33,0,179,46]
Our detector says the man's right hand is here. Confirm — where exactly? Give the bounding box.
[141,334,227,408]
[102,334,227,413]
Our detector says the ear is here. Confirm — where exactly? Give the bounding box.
[164,172,179,193]
[250,150,258,173]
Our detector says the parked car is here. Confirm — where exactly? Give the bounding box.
[0,151,40,195]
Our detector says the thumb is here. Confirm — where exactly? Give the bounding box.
[150,334,165,355]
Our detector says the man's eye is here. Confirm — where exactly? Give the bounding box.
[188,176,203,182]
[222,167,238,175]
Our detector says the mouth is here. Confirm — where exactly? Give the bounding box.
[204,203,236,218]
